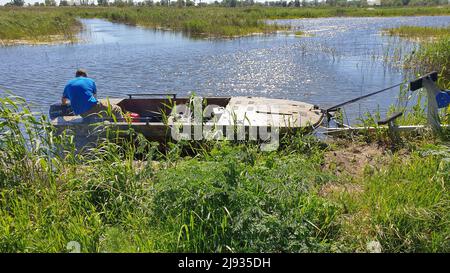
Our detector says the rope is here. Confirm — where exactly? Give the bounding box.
[325,81,406,113]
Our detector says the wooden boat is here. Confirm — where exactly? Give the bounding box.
[49,95,324,146]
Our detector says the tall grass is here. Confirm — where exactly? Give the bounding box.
[337,150,450,252]
[261,5,450,19]
[413,36,450,81]
[1,6,450,42]
[384,25,450,83]
[381,25,449,140]
[0,8,80,44]
[0,94,449,252]
[383,25,450,38]
[75,6,291,37]
[0,95,341,252]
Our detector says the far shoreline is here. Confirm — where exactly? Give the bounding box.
[0,6,449,46]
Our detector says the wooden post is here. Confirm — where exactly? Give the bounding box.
[378,112,403,147]
[422,78,442,134]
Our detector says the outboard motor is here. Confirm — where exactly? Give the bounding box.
[49,103,75,120]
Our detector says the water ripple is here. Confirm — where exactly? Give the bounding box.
[1,16,449,120]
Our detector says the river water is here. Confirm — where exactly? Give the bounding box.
[1,16,449,122]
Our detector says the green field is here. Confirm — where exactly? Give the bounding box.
[1,6,450,42]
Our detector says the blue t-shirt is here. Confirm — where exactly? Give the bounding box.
[63,77,98,115]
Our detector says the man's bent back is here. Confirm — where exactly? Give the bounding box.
[63,72,98,116]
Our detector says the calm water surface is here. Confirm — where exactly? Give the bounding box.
[1,16,449,122]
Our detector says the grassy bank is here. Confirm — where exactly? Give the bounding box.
[260,5,450,19]
[383,25,450,38]
[76,6,450,38]
[413,35,450,82]
[384,25,450,84]
[1,6,450,42]
[0,8,80,45]
[76,6,283,38]
[0,95,448,252]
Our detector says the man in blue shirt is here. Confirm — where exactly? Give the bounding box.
[62,69,123,120]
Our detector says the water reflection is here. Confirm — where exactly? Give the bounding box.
[0,16,449,122]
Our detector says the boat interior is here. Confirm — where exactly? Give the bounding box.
[116,97,232,122]
[50,96,323,128]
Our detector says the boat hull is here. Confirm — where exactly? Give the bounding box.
[50,96,324,147]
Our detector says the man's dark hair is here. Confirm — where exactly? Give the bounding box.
[75,69,87,78]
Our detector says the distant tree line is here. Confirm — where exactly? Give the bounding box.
[380,0,447,6]
[3,0,449,7]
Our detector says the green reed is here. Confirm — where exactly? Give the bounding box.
[0,93,448,253]
[2,6,450,42]
[0,8,80,44]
